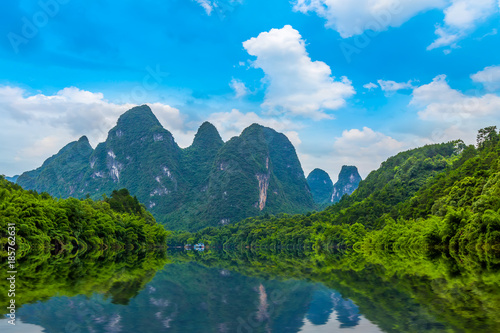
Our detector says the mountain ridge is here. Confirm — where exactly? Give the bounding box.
[17,105,315,231]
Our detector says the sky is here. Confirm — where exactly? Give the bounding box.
[1,0,500,180]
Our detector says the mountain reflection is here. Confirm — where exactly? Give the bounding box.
[2,248,500,333]
[12,262,373,333]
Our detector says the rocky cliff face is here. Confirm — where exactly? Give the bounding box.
[17,105,314,231]
[200,124,314,230]
[330,166,362,203]
[307,166,362,205]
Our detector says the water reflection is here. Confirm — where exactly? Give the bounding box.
[13,262,376,333]
[306,289,362,328]
[0,319,45,333]
[2,248,500,332]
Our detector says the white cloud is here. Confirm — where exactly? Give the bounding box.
[18,136,62,160]
[194,0,214,15]
[428,0,499,50]
[409,74,500,144]
[284,131,302,147]
[192,0,244,16]
[206,108,302,143]
[443,0,496,28]
[293,0,445,38]
[0,86,187,175]
[243,25,355,120]
[230,78,249,98]
[427,25,463,50]
[363,82,378,90]
[471,65,500,91]
[332,127,405,177]
[377,79,414,92]
[292,0,499,50]
[476,28,498,40]
[301,127,404,178]
[411,74,500,121]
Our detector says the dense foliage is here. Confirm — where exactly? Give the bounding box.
[365,126,500,252]
[170,127,500,253]
[0,177,169,251]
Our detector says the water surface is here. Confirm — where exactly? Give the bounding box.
[1,250,499,332]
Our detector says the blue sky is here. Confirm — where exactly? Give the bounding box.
[1,0,500,179]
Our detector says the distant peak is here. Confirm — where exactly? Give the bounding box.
[200,121,213,126]
[307,168,331,181]
[196,121,220,137]
[338,165,362,181]
[78,135,89,143]
[340,165,359,174]
[241,123,264,135]
[192,121,223,149]
[309,168,329,177]
[116,105,162,130]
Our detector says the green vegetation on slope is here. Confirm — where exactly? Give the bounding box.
[0,177,169,252]
[363,126,500,252]
[16,135,93,198]
[170,127,500,253]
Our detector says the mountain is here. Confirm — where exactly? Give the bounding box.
[180,139,465,246]
[307,169,333,204]
[17,136,93,198]
[330,166,362,203]
[17,105,314,231]
[307,166,361,205]
[198,124,314,230]
[5,175,19,183]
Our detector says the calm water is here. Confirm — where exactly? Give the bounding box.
[1,250,499,332]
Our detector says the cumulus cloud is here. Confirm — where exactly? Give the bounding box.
[377,79,414,92]
[428,0,499,50]
[230,78,249,98]
[471,65,500,91]
[0,86,186,175]
[293,0,445,38]
[409,74,500,144]
[206,108,303,145]
[333,127,404,174]
[411,74,500,121]
[243,25,355,120]
[300,127,404,178]
[293,0,499,50]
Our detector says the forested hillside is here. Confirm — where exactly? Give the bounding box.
[172,127,500,252]
[0,177,169,251]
